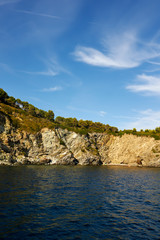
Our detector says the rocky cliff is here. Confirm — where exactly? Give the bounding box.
[0,111,160,167]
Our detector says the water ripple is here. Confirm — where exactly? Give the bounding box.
[0,165,160,239]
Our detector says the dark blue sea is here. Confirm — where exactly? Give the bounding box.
[0,165,159,240]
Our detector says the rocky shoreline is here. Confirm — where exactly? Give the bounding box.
[0,111,160,167]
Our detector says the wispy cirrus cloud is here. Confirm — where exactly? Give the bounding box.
[43,58,71,76]
[42,86,62,92]
[1,60,58,77]
[73,32,160,69]
[0,0,20,6]
[19,69,57,77]
[147,60,160,66]
[15,9,60,19]
[124,109,160,130]
[145,60,160,73]
[126,74,160,95]
[19,58,70,77]
[99,111,106,117]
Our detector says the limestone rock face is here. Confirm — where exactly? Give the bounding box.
[0,111,160,167]
[56,129,102,165]
[98,134,160,167]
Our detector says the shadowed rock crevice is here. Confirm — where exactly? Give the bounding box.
[0,111,160,167]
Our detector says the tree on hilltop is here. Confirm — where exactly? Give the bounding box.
[45,110,54,121]
[0,88,8,102]
[6,96,16,106]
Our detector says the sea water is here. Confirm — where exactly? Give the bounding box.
[0,165,159,239]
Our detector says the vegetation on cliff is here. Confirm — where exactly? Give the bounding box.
[0,88,160,139]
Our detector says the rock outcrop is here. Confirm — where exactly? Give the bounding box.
[0,111,160,167]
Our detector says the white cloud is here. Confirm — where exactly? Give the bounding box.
[20,69,57,77]
[13,0,83,44]
[147,60,160,66]
[15,9,60,19]
[42,86,62,92]
[99,111,107,117]
[73,32,160,69]
[124,109,160,130]
[43,58,71,76]
[145,68,160,73]
[126,74,160,95]
[19,58,70,77]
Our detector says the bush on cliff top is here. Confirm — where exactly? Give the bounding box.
[0,88,160,139]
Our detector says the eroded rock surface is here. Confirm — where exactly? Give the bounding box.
[0,111,160,167]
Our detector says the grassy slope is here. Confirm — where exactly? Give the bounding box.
[0,103,56,133]
[1,102,160,139]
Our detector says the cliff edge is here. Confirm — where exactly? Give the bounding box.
[0,111,160,167]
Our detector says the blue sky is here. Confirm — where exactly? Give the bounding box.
[1,0,160,130]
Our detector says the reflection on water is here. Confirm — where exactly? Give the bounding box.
[0,165,160,239]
